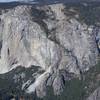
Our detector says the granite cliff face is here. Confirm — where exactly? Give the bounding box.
[0,3,99,98]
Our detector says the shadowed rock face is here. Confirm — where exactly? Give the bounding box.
[0,4,99,97]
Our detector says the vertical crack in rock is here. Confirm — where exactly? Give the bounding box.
[0,40,2,58]
[7,48,10,56]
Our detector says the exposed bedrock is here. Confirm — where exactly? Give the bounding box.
[0,4,99,97]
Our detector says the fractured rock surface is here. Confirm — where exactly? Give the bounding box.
[87,87,100,100]
[0,4,99,97]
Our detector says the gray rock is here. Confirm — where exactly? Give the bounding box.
[0,4,99,97]
[53,74,65,95]
[0,5,61,73]
[56,19,98,72]
[87,87,100,100]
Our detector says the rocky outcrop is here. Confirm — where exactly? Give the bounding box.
[0,4,99,97]
[87,87,100,100]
